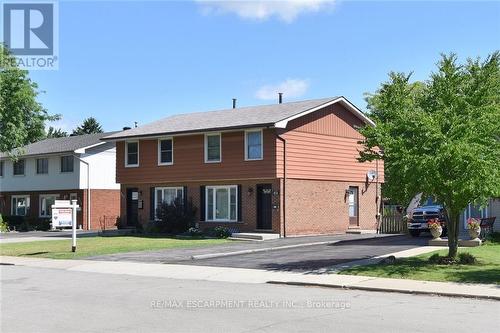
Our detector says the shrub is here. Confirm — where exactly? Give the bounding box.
[0,214,8,233]
[458,252,477,265]
[187,227,203,237]
[155,198,197,234]
[428,254,456,265]
[3,215,24,230]
[213,226,232,239]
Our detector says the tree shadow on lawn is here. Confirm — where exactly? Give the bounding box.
[449,268,500,285]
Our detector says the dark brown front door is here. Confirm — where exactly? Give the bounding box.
[126,188,139,227]
[348,186,359,227]
[257,184,273,230]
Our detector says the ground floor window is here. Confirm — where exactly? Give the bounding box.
[39,194,59,217]
[11,196,30,216]
[155,187,184,217]
[206,185,237,222]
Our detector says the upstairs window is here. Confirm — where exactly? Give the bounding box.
[36,158,49,174]
[245,130,263,160]
[61,155,74,173]
[13,159,25,176]
[205,133,221,163]
[158,138,173,165]
[126,141,139,167]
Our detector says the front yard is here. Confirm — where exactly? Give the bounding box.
[0,236,229,259]
[340,235,500,285]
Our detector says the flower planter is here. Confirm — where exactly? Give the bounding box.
[430,226,442,239]
[468,227,481,240]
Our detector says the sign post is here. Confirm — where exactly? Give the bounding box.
[52,199,80,252]
[71,199,77,252]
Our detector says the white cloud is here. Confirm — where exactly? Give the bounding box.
[197,0,335,23]
[255,78,309,100]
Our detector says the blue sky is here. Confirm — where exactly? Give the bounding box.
[27,0,500,132]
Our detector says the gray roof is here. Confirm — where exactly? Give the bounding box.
[103,97,363,140]
[0,132,117,158]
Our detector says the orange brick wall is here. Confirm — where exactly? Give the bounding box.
[82,189,121,230]
[120,179,281,233]
[284,178,380,236]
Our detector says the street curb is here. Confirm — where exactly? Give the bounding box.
[191,234,402,260]
[266,281,500,301]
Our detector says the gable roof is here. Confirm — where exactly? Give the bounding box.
[103,96,374,141]
[0,132,118,158]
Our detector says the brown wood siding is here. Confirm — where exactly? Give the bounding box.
[276,104,384,183]
[116,129,277,184]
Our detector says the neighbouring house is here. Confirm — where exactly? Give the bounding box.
[461,199,500,234]
[0,132,120,230]
[103,96,384,236]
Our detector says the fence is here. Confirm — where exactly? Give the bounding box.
[378,204,407,234]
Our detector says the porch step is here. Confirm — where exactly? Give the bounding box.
[346,229,377,234]
[229,233,280,241]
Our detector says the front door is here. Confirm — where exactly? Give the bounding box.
[126,188,139,227]
[257,184,273,230]
[348,186,359,227]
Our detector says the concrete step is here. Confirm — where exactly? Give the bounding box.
[229,232,280,241]
[346,229,377,234]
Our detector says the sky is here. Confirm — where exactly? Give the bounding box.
[22,0,500,132]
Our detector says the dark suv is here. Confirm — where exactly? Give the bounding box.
[407,205,448,237]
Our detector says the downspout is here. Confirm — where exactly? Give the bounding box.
[73,154,91,230]
[275,132,286,238]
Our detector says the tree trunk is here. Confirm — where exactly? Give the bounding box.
[447,209,460,258]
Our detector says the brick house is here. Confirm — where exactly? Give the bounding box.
[0,133,120,230]
[103,96,384,236]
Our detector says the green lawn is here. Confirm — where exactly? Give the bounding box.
[0,236,228,259]
[340,237,500,285]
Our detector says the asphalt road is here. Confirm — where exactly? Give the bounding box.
[1,264,498,333]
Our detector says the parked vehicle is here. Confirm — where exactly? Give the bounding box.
[407,205,448,237]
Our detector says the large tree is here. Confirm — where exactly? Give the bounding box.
[0,44,58,156]
[360,52,500,258]
[72,117,103,135]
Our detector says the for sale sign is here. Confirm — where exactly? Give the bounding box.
[52,207,73,227]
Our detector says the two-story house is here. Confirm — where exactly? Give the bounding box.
[103,96,384,236]
[0,132,120,230]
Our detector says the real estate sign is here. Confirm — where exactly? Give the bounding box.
[52,200,73,228]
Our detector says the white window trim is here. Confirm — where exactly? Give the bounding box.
[11,195,30,216]
[157,137,174,166]
[204,133,222,163]
[125,140,140,167]
[60,155,74,173]
[205,185,238,222]
[154,187,184,219]
[13,159,25,177]
[244,129,264,161]
[39,194,60,218]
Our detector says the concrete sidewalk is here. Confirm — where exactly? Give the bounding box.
[2,254,498,300]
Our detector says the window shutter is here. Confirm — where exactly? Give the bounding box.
[237,185,242,222]
[200,186,206,221]
[150,187,155,221]
[183,186,188,213]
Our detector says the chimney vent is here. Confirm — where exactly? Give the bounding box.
[123,126,131,131]
[278,92,283,104]
[232,98,237,109]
